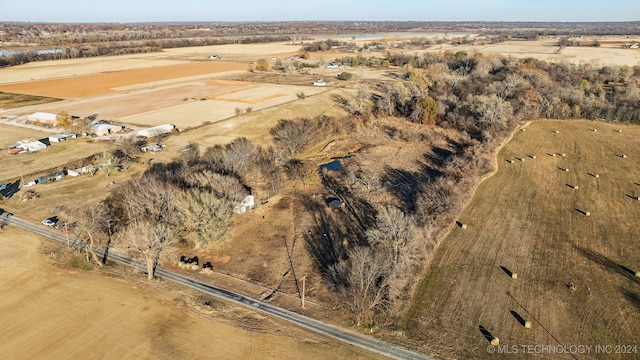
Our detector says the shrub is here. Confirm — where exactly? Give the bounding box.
[337,72,353,81]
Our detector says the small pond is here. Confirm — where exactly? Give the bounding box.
[320,155,351,171]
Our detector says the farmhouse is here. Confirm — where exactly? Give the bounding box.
[27,112,58,126]
[136,124,177,138]
[89,123,124,137]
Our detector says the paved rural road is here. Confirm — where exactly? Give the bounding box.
[1,210,432,360]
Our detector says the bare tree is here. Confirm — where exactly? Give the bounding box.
[71,201,111,267]
[180,142,200,167]
[55,111,73,131]
[117,176,178,280]
[224,137,257,178]
[331,246,390,326]
[366,206,423,306]
[270,118,318,158]
[122,220,175,280]
[468,94,513,131]
[176,188,233,249]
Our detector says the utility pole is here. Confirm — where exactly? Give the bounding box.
[64,221,70,247]
[301,275,307,309]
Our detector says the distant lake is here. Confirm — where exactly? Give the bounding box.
[341,32,471,39]
[0,48,64,56]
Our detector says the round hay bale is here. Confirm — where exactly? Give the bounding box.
[191,263,200,271]
[524,321,532,329]
[511,273,518,279]
[564,168,569,172]
[491,337,500,346]
[622,155,627,158]
[594,174,599,178]
[635,271,640,278]
[461,223,467,229]
[585,211,591,216]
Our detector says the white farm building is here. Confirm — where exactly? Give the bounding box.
[89,123,125,137]
[137,124,177,138]
[28,112,58,126]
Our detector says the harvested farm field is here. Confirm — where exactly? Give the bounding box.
[401,120,640,359]
[0,227,382,360]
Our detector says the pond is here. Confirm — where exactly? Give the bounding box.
[320,155,351,171]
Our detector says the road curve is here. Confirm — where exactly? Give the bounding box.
[1,211,432,360]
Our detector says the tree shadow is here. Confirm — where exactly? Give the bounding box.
[0,179,21,199]
[575,245,640,284]
[301,195,363,284]
[321,173,376,238]
[380,152,448,214]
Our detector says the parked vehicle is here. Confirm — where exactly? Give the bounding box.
[41,218,56,226]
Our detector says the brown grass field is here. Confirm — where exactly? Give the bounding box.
[0,227,382,360]
[401,120,640,359]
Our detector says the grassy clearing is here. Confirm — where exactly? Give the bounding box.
[0,91,60,109]
[401,119,640,359]
[0,136,110,184]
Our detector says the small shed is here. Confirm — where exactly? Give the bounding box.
[328,199,345,209]
[141,143,166,153]
[49,133,77,143]
[234,195,255,214]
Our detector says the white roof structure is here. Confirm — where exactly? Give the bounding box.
[28,112,58,123]
[137,124,177,138]
[234,195,255,214]
[49,133,77,142]
[16,139,48,152]
[89,123,123,136]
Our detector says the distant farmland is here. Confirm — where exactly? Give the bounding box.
[402,120,640,360]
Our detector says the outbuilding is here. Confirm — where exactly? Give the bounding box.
[49,133,77,143]
[136,124,177,138]
[89,123,124,137]
[11,138,49,153]
[28,112,58,126]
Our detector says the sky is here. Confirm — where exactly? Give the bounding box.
[1,0,639,23]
